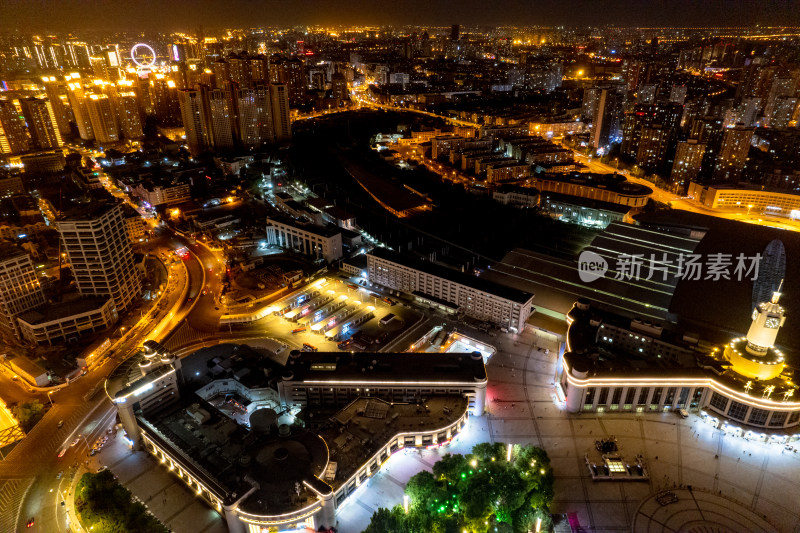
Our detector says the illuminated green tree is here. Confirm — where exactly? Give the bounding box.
[362,442,554,533]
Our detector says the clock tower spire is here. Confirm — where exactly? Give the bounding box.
[745,280,786,357]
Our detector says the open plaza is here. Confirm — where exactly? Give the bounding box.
[86,315,800,533]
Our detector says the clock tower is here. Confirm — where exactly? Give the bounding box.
[723,283,787,381]
[745,287,786,356]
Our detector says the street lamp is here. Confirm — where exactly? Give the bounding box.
[47,391,54,408]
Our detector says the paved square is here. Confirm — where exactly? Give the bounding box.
[97,325,800,533]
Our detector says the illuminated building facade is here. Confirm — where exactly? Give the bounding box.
[712,126,753,182]
[56,202,140,312]
[41,76,72,135]
[0,244,46,341]
[108,344,484,533]
[269,83,291,141]
[237,84,274,148]
[66,77,95,141]
[114,92,144,139]
[19,97,63,149]
[529,172,652,208]
[269,55,305,105]
[558,295,800,432]
[686,182,800,219]
[266,215,342,262]
[207,86,236,151]
[0,99,31,155]
[177,88,209,156]
[670,138,706,188]
[86,94,119,144]
[367,247,534,333]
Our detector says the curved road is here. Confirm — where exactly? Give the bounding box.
[1,228,224,533]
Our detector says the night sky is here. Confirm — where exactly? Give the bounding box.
[1,0,799,32]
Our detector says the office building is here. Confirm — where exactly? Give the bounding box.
[331,70,348,102]
[0,99,31,155]
[0,244,46,341]
[266,215,342,262]
[687,182,800,218]
[56,201,140,312]
[86,94,119,144]
[19,97,63,149]
[109,343,484,533]
[588,86,623,150]
[367,247,534,333]
[17,296,116,345]
[712,126,753,182]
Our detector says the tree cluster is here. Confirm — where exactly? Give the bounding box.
[11,400,44,432]
[74,471,169,533]
[362,442,554,533]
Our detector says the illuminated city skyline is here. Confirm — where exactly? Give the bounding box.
[1,0,800,31]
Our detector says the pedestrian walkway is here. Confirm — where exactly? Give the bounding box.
[332,326,800,533]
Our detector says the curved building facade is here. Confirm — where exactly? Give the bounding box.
[557,294,800,434]
[108,343,486,532]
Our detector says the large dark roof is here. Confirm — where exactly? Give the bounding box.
[284,350,486,384]
[369,247,534,304]
[636,210,800,355]
[484,222,702,321]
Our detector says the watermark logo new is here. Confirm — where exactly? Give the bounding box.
[578,251,608,283]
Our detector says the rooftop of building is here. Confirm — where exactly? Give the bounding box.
[342,254,368,270]
[323,205,355,221]
[534,172,653,196]
[634,210,800,355]
[305,197,334,211]
[701,182,800,197]
[482,221,703,321]
[267,215,342,239]
[282,349,487,384]
[17,295,111,325]
[59,196,120,222]
[0,242,28,262]
[137,391,329,513]
[318,395,468,487]
[541,190,632,214]
[368,247,534,305]
[563,298,798,401]
[339,155,429,213]
[125,342,473,517]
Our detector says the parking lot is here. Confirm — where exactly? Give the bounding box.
[230,276,423,353]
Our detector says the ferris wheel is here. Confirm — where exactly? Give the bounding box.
[130,43,157,68]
